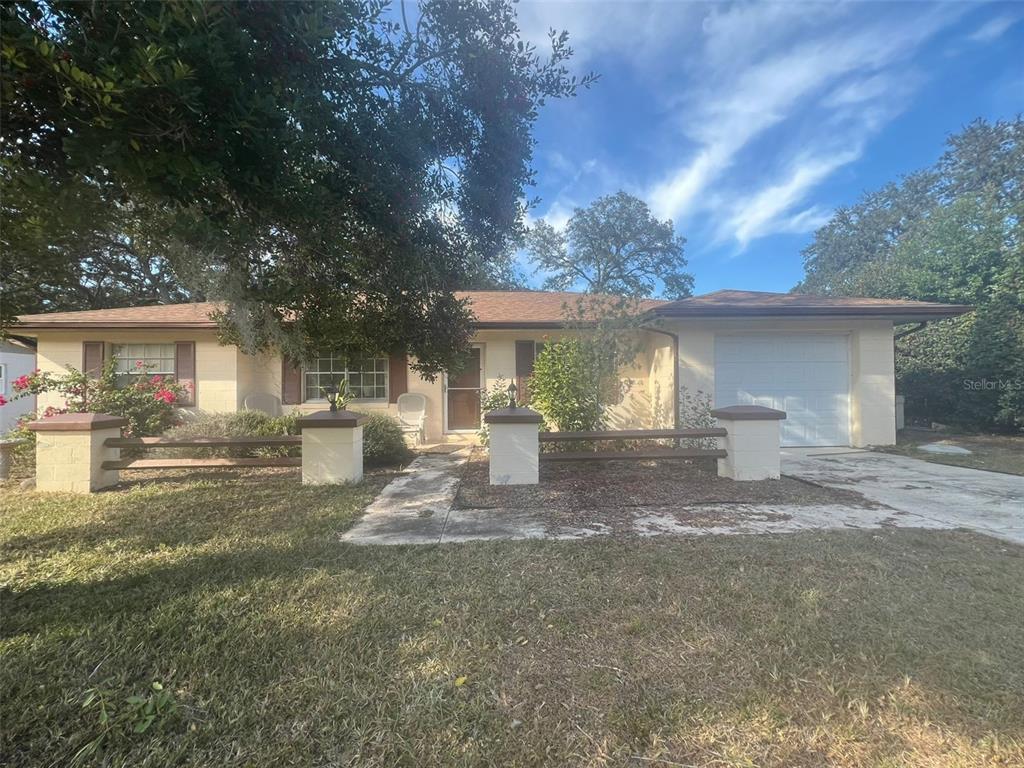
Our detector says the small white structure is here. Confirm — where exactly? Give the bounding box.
[711,405,787,481]
[485,406,543,485]
[1,340,36,434]
[297,410,367,485]
[396,392,427,445]
[243,392,282,416]
[27,412,126,493]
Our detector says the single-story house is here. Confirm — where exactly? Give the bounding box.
[0,338,37,433]
[13,289,970,447]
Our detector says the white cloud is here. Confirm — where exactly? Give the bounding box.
[719,147,862,247]
[968,14,1018,43]
[518,2,973,253]
[515,0,702,69]
[644,3,966,247]
[537,199,575,230]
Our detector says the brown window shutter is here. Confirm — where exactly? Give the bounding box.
[174,341,196,406]
[515,340,537,404]
[282,356,303,405]
[82,341,105,378]
[388,353,408,403]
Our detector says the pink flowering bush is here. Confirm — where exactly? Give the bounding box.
[2,360,188,437]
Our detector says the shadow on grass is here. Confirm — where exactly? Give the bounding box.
[2,473,1023,766]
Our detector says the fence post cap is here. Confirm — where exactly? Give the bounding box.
[26,412,129,432]
[296,410,368,429]
[710,405,787,421]
[484,407,544,424]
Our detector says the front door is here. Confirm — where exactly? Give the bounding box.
[446,347,482,431]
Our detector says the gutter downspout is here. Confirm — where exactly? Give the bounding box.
[891,322,930,428]
[894,322,928,340]
[642,325,680,430]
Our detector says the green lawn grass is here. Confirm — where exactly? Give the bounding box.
[2,471,1022,767]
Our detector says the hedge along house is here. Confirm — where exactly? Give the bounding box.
[14,289,970,447]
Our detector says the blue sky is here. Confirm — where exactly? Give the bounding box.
[511,1,1023,295]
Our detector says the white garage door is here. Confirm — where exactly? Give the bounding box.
[714,334,851,447]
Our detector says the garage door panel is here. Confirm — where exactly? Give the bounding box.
[714,334,851,447]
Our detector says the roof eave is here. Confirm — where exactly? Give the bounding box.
[15,322,220,331]
[653,306,974,320]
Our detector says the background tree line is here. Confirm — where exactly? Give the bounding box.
[798,118,1023,431]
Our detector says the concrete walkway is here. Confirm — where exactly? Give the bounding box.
[340,448,471,545]
[342,448,1024,546]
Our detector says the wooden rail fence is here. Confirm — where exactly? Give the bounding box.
[102,435,301,471]
[537,428,726,462]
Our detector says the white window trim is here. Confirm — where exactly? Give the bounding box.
[111,343,177,376]
[302,354,389,404]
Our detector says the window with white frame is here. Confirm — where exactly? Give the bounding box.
[111,343,176,379]
[0,363,6,395]
[304,353,388,401]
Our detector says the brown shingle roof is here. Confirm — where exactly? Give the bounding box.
[14,289,971,329]
[654,290,972,319]
[14,291,666,330]
[456,291,666,327]
[15,302,225,329]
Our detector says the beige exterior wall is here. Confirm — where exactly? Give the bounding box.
[850,322,897,447]
[33,330,239,414]
[646,331,675,429]
[28,317,897,447]
[665,317,896,447]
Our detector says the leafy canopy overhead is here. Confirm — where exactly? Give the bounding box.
[1,0,594,375]
[798,118,1023,430]
[525,191,693,299]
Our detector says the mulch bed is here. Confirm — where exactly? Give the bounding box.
[454,447,879,513]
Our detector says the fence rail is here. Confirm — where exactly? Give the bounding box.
[103,434,301,471]
[105,436,301,448]
[538,428,725,442]
[537,427,725,463]
[102,457,302,470]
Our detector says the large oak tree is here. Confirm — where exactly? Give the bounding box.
[525,191,693,299]
[0,0,593,375]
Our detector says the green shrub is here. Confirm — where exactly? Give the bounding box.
[358,412,412,466]
[160,411,300,458]
[529,336,607,432]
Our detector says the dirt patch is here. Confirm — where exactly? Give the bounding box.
[454,448,879,513]
[878,429,1024,475]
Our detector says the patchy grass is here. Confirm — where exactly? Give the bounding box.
[878,429,1024,475]
[2,472,1023,767]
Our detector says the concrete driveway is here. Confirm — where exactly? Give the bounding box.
[782,448,1024,545]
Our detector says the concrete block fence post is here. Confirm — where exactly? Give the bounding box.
[711,405,787,481]
[297,410,367,485]
[485,406,543,485]
[26,412,127,493]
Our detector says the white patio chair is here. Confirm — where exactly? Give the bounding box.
[243,392,282,416]
[396,393,427,445]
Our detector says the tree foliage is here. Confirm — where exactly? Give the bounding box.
[1,0,593,375]
[798,118,1024,431]
[529,295,647,432]
[525,191,692,298]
